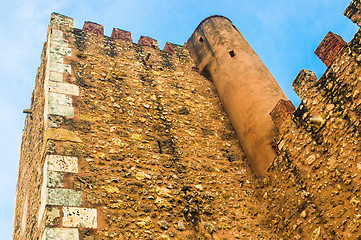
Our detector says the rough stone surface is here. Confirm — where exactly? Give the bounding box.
[48,104,74,117]
[49,72,63,83]
[344,0,361,27]
[47,189,82,206]
[45,207,61,226]
[48,92,73,106]
[48,82,79,96]
[48,13,73,31]
[46,128,82,142]
[49,62,71,74]
[292,69,318,99]
[62,207,97,228]
[46,155,78,173]
[42,227,79,240]
[47,171,63,188]
[14,4,361,239]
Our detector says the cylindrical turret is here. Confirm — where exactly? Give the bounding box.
[187,16,288,176]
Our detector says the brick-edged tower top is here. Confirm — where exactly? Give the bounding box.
[315,32,347,68]
[83,21,104,35]
[111,28,132,41]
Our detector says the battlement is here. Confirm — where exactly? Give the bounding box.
[314,32,347,68]
[13,1,361,239]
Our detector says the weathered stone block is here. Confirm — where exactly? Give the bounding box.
[51,38,69,49]
[314,32,347,68]
[51,29,63,39]
[47,189,82,206]
[49,92,72,106]
[42,227,79,240]
[48,104,74,118]
[49,82,79,96]
[47,171,64,188]
[344,0,361,27]
[46,128,82,143]
[50,45,71,56]
[49,53,63,63]
[45,207,61,226]
[138,36,159,49]
[83,21,104,35]
[49,13,74,31]
[49,72,63,83]
[49,62,71,74]
[46,155,78,173]
[111,28,132,41]
[292,69,318,100]
[62,207,97,228]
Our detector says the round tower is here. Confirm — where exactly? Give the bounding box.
[187,16,288,176]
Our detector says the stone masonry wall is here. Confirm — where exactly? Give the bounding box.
[14,1,361,239]
[13,13,282,240]
[259,2,361,239]
[12,41,47,240]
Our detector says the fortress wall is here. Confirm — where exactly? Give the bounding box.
[260,8,361,238]
[13,1,361,239]
[13,13,280,240]
[12,39,48,240]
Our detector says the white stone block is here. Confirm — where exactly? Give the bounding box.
[47,171,63,188]
[63,207,97,228]
[46,155,78,173]
[48,104,74,117]
[47,189,82,206]
[42,227,79,240]
[49,92,72,106]
[50,53,63,63]
[47,101,75,116]
[51,38,68,48]
[49,82,79,96]
[50,44,71,56]
[51,30,63,39]
[49,62,71,74]
[49,72,63,83]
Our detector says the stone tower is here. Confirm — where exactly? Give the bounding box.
[13,0,361,239]
[187,16,288,175]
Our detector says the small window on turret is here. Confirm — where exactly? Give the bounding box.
[229,50,235,57]
[199,37,204,43]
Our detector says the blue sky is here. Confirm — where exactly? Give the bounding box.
[0,0,358,239]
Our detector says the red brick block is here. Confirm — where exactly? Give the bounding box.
[314,32,347,68]
[111,28,132,42]
[270,99,295,128]
[83,21,104,35]
[138,36,158,49]
[163,42,175,55]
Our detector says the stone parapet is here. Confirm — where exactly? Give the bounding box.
[83,21,104,35]
[344,0,361,27]
[111,28,132,41]
[138,36,159,49]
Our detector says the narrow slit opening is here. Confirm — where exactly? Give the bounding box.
[229,50,235,57]
[199,37,204,43]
